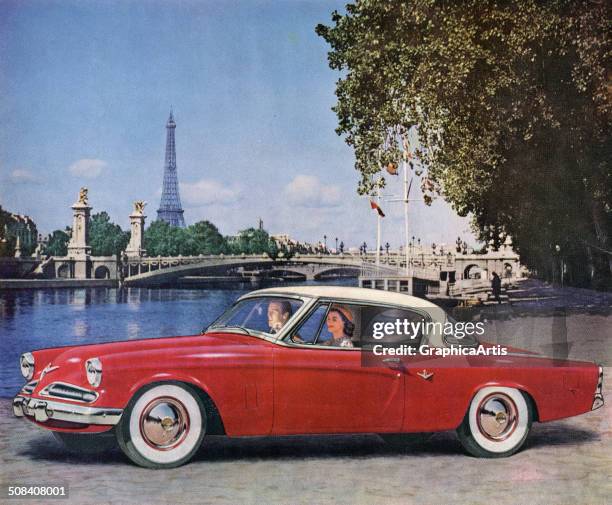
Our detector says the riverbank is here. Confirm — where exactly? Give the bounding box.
[0,279,118,289]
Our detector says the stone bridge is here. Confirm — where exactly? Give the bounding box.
[122,254,366,287]
[43,248,520,295]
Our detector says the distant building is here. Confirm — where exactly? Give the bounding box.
[270,234,316,253]
[270,234,291,246]
[0,206,38,256]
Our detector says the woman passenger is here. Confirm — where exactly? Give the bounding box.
[323,306,354,347]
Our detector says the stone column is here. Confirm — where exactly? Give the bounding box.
[14,235,22,258]
[67,187,92,278]
[125,201,147,258]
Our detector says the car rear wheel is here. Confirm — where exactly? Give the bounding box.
[116,382,206,469]
[457,386,532,458]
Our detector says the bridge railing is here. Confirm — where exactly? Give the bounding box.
[361,252,454,269]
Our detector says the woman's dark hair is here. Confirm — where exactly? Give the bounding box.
[329,308,355,337]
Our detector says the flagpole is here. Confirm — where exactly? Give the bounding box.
[376,183,381,267]
[403,154,410,273]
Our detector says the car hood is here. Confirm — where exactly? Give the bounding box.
[33,332,263,370]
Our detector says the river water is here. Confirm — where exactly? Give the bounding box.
[0,281,356,398]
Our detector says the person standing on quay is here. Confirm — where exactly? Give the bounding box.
[491,272,502,304]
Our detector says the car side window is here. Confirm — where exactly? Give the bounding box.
[289,304,329,344]
[315,303,361,347]
[288,303,426,349]
[361,306,426,348]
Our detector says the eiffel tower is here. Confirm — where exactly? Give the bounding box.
[157,110,186,227]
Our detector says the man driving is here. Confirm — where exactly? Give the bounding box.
[267,300,293,334]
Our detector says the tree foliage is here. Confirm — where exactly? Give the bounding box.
[190,220,227,255]
[89,212,130,256]
[144,220,278,257]
[227,227,277,256]
[317,0,611,287]
[44,229,70,256]
[144,220,196,257]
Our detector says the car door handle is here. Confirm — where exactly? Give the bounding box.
[382,357,404,370]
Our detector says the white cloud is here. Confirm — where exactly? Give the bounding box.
[68,159,107,178]
[9,168,38,184]
[283,175,341,208]
[180,179,240,206]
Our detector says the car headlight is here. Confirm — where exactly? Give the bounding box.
[85,358,102,387]
[20,352,35,380]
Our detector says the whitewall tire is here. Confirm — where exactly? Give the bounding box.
[457,386,532,458]
[117,382,206,469]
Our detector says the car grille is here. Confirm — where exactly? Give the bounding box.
[40,382,98,403]
[20,380,38,395]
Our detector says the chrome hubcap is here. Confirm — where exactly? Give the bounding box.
[140,397,189,450]
[477,393,518,441]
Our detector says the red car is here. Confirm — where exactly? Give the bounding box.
[13,286,604,468]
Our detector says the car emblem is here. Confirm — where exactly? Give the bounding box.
[417,369,434,380]
[40,364,59,379]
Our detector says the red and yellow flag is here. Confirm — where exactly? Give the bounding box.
[370,200,385,217]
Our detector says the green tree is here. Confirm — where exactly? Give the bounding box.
[188,220,227,255]
[317,0,611,288]
[44,229,70,256]
[228,228,275,255]
[89,212,130,256]
[144,220,196,256]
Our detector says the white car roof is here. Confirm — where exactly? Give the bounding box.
[244,285,442,311]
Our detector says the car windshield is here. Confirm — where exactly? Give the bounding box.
[207,297,303,336]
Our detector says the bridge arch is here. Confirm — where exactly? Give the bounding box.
[313,267,360,280]
[122,256,367,287]
[94,265,111,279]
[266,269,307,281]
[57,263,70,278]
[463,264,485,280]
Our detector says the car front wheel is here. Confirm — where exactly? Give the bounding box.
[116,382,206,469]
[457,386,532,458]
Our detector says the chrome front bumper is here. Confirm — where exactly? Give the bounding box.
[592,366,604,411]
[13,395,123,425]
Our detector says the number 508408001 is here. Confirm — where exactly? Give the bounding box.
[7,486,67,498]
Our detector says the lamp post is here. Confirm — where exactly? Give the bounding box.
[555,244,563,287]
[335,237,338,254]
[375,184,382,266]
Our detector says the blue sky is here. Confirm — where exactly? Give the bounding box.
[0,0,475,249]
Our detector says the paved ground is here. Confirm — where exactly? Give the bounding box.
[1,374,610,505]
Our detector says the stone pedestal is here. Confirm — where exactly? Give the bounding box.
[67,200,92,279]
[67,202,92,257]
[125,209,147,258]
